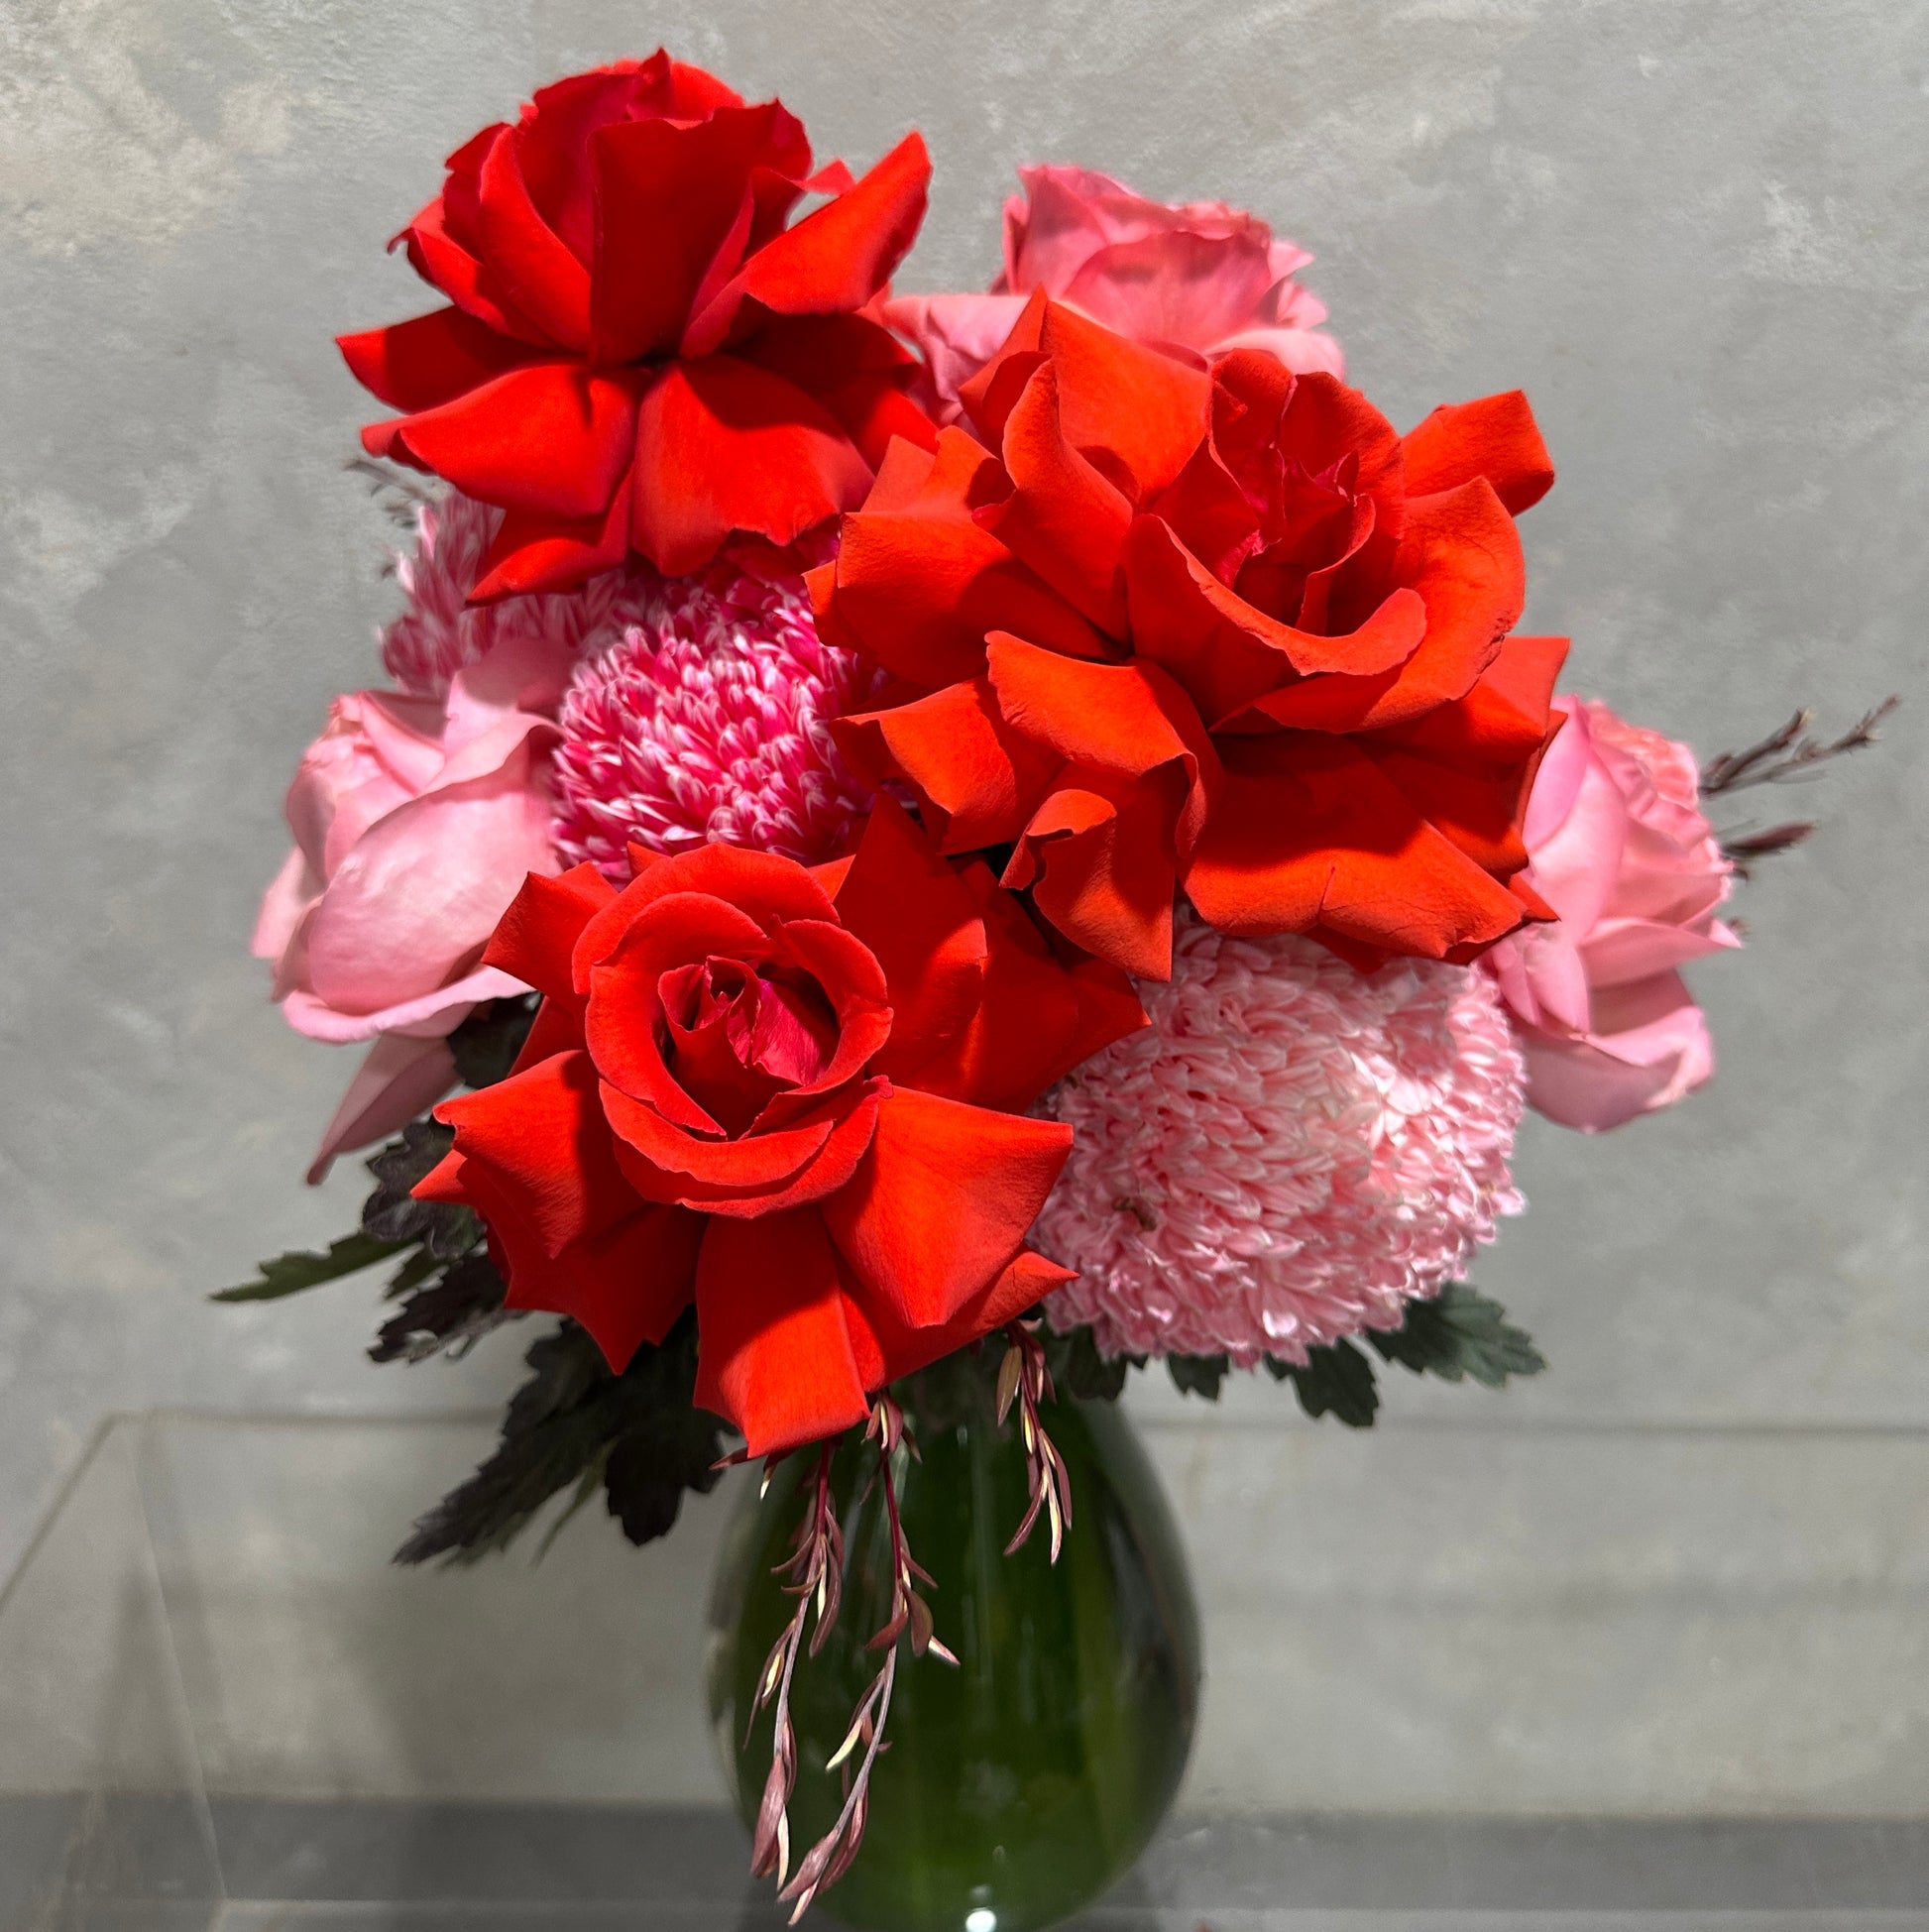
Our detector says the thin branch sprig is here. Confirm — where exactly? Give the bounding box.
[1702,696,1899,796]
[746,1398,957,1922]
[996,1321,1074,1561]
[746,1442,843,1891]
[1700,695,1898,877]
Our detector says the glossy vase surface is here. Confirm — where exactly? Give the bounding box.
[706,1353,1201,1932]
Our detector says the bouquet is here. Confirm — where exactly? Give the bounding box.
[232,52,1888,1925]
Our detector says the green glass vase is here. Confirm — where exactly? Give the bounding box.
[705,1350,1201,1932]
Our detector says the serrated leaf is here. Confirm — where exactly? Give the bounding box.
[602,1404,729,1544]
[1367,1283,1546,1389]
[361,1121,477,1258]
[1166,1351,1231,1400]
[212,1232,405,1303]
[447,994,538,1089]
[1270,1338,1380,1427]
[396,1307,727,1566]
[369,1252,510,1364]
[385,1245,442,1298]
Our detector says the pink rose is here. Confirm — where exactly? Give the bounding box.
[253,631,571,1178]
[883,163,1342,421]
[1486,697,1740,1132]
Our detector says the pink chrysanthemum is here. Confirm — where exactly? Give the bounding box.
[549,565,883,877]
[380,491,662,699]
[1038,912,1528,1365]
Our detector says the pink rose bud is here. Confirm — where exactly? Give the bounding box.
[1486,697,1740,1131]
[884,163,1342,422]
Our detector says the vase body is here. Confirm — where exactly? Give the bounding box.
[706,1354,1201,1932]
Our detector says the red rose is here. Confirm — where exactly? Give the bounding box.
[812,291,1569,978]
[338,55,937,599]
[415,800,1144,1453]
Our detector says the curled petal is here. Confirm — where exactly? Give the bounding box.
[846,1248,1077,1390]
[685,131,931,355]
[1185,738,1532,959]
[630,354,872,574]
[1402,391,1554,514]
[1008,765,1187,979]
[602,1079,882,1215]
[835,678,1062,854]
[820,1088,1072,1327]
[431,1049,640,1256]
[385,362,643,520]
[483,863,619,1000]
[831,798,988,1079]
[338,306,537,414]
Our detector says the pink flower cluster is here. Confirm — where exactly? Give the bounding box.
[257,494,873,1177]
[1038,913,1527,1365]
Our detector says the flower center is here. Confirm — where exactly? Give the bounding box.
[657,955,841,1134]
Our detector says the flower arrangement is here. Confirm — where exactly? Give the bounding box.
[232,52,1890,1923]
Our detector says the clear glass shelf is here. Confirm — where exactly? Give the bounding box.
[4,1410,1928,1929]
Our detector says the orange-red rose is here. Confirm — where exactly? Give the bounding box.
[415,800,1143,1453]
[813,291,1569,978]
[339,55,937,599]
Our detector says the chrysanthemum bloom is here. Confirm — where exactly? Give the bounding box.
[1037,909,1527,1364]
[1487,696,1739,1130]
[886,163,1342,423]
[416,801,1144,1452]
[550,558,884,877]
[816,293,1567,980]
[338,54,936,597]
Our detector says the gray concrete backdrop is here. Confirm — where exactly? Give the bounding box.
[0,0,1923,1582]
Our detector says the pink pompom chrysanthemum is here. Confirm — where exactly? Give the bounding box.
[549,564,884,877]
[380,491,662,699]
[1038,911,1528,1365]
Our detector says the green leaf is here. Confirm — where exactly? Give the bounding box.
[395,1324,619,1565]
[448,995,539,1089]
[601,1313,728,1547]
[385,1245,442,1299]
[1368,1283,1546,1389]
[370,1252,509,1364]
[213,1232,405,1303]
[1269,1338,1380,1427]
[1040,1321,1138,1403]
[1167,1352,1231,1400]
[361,1120,478,1259]
[394,1308,728,1566]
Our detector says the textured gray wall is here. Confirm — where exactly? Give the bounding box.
[0,0,1921,1581]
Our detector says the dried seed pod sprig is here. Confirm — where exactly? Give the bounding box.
[756,1399,957,1922]
[1701,696,1899,796]
[747,1442,843,1893]
[1701,696,1898,873]
[997,1321,1074,1562]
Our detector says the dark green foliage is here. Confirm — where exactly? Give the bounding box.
[1041,1321,1138,1402]
[448,994,539,1089]
[370,1252,507,1364]
[1366,1282,1546,1388]
[394,1309,730,1565]
[213,1232,405,1303]
[1165,1352,1231,1400]
[1267,1338,1380,1427]
[361,1119,477,1258]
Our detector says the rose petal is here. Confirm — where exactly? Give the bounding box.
[820,1087,1072,1327]
[693,1207,872,1454]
